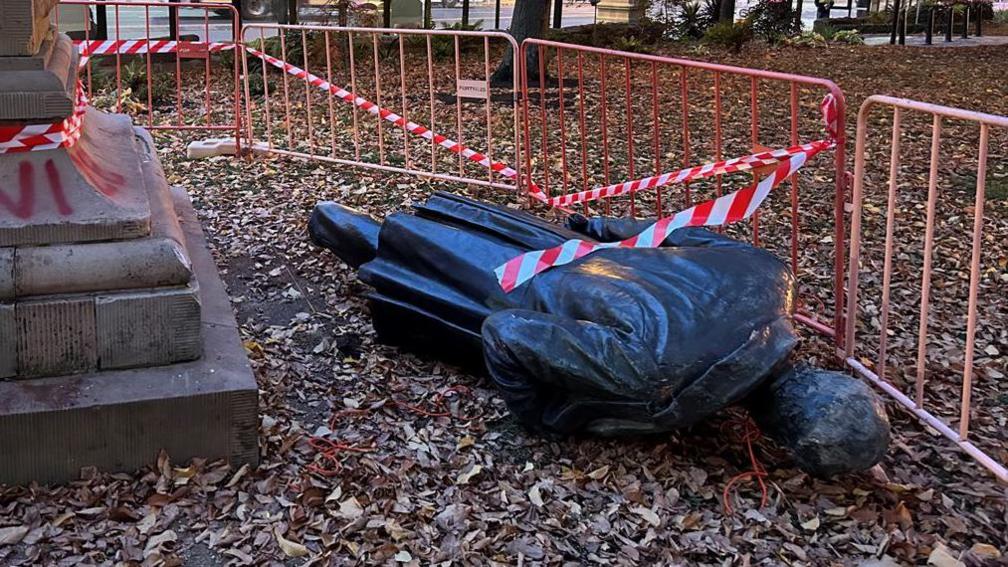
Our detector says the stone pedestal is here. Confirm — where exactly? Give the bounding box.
[596,0,644,24]
[1,105,204,378]
[0,187,259,485]
[0,0,258,484]
[0,3,76,121]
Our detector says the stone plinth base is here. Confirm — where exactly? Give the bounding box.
[596,0,644,24]
[1,122,202,379]
[0,188,259,486]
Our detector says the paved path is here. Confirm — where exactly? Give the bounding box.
[863,33,1008,46]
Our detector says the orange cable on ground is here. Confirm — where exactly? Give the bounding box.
[305,408,375,477]
[721,416,769,515]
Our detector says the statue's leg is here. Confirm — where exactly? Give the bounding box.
[745,365,890,478]
[308,202,380,268]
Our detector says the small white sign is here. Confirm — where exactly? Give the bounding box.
[456,79,489,100]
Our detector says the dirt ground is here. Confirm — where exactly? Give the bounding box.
[1,41,1006,566]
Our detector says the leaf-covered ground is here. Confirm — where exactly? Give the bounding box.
[1,43,1006,566]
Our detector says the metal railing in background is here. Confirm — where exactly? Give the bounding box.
[54,1,243,146]
[845,95,1008,484]
[518,38,849,342]
[239,24,522,194]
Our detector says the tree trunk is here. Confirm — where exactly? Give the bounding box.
[719,0,735,22]
[491,0,549,85]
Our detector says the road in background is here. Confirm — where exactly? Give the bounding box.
[59,1,834,44]
[57,1,596,43]
[430,3,596,29]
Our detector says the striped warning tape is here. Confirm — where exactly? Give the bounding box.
[494,139,831,292]
[76,39,235,67]
[0,81,88,153]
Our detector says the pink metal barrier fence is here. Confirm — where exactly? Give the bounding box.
[845,96,1008,483]
[54,0,242,145]
[239,24,522,193]
[517,39,849,341]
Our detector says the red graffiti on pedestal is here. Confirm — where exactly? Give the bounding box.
[0,160,73,220]
[69,145,126,198]
[0,144,127,219]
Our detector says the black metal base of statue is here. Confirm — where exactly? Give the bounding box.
[309,192,889,478]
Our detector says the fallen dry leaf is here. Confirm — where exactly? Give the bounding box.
[275,527,310,558]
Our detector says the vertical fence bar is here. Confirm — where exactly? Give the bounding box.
[145,6,153,129]
[483,37,492,183]
[454,36,463,176]
[173,4,183,126]
[511,37,521,195]
[325,31,338,158]
[713,72,722,199]
[832,91,848,347]
[915,114,942,407]
[789,82,800,276]
[303,29,315,152]
[349,32,361,161]
[83,5,93,97]
[577,51,589,215]
[750,76,760,246]
[204,10,212,127]
[877,107,903,380]
[959,123,989,439]
[600,53,610,214]
[232,10,242,152]
[558,48,569,195]
[679,67,690,207]
[651,61,661,217]
[624,57,635,216]
[258,27,274,149]
[426,35,436,173]
[374,32,385,166]
[401,35,412,169]
[521,42,533,203]
[279,30,294,149]
[538,44,550,196]
[114,4,122,113]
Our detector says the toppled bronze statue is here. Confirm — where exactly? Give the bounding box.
[309,192,889,478]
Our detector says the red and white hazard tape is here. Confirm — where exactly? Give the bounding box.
[76,39,236,67]
[0,81,88,153]
[494,94,838,292]
[528,140,830,208]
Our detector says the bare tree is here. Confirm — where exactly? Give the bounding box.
[491,0,550,85]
